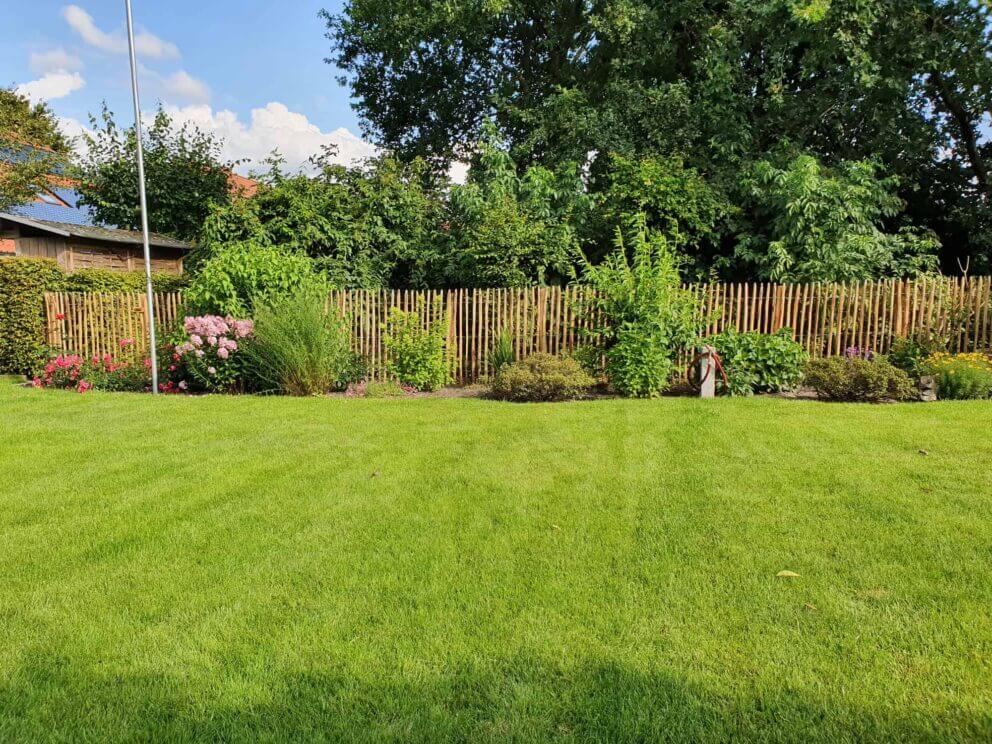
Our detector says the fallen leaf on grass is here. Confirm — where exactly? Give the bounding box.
[776,570,801,578]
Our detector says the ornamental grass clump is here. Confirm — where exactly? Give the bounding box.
[922,352,992,400]
[244,294,364,396]
[489,353,595,402]
[172,314,253,393]
[805,356,915,402]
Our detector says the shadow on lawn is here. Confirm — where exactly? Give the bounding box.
[1,655,986,742]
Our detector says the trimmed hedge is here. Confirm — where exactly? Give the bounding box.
[0,259,65,374]
[0,258,188,374]
[64,268,188,294]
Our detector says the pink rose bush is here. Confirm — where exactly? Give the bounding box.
[33,352,151,394]
[169,315,253,392]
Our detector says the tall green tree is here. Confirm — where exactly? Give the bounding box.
[443,126,588,286]
[325,0,992,272]
[74,106,232,240]
[735,153,939,282]
[0,88,70,212]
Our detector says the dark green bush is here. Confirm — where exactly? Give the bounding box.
[805,357,915,402]
[0,258,65,373]
[489,353,595,402]
[710,328,807,395]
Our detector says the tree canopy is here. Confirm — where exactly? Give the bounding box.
[325,0,992,273]
[74,106,233,241]
[0,88,70,213]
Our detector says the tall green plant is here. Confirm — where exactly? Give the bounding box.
[579,215,701,397]
[382,297,451,391]
[185,243,328,317]
[244,293,363,396]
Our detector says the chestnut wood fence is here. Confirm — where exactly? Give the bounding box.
[44,276,992,383]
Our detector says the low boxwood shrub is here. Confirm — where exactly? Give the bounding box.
[922,352,992,400]
[244,294,365,396]
[489,353,595,402]
[805,356,915,402]
[709,328,807,396]
[382,298,451,392]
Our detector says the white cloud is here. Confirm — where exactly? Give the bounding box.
[162,102,379,174]
[30,47,83,74]
[62,4,179,59]
[17,71,86,103]
[161,71,211,104]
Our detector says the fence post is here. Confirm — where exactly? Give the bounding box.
[698,345,716,399]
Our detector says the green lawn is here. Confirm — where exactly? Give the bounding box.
[0,382,990,742]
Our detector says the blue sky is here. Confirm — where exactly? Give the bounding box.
[3,1,377,173]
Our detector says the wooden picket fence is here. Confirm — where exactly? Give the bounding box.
[44,276,992,383]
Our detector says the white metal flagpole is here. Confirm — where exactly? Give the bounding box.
[124,0,159,394]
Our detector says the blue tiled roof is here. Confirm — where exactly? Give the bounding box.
[9,188,100,227]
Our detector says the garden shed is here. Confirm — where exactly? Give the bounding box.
[0,212,189,274]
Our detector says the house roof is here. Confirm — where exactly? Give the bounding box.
[9,186,100,227]
[227,171,260,198]
[0,212,192,250]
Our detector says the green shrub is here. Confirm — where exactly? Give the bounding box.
[0,258,65,373]
[709,328,807,395]
[922,352,992,400]
[63,268,188,294]
[489,353,595,402]
[579,216,701,398]
[244,293,364,396]
[888,333,946,379]
[185,242,327,317]
[382,298,451,391]
[805,357,915,402]
[571,344,603,378]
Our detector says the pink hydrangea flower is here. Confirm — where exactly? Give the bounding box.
[207,366,216,375]
[216,347,229,360]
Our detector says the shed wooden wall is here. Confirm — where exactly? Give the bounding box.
[3,225,183,274]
